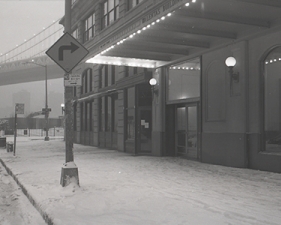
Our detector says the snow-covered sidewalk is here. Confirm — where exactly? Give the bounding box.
[0,137,281,225]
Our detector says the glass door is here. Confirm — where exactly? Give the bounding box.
[137,108,152,154]
[176,103,199,159]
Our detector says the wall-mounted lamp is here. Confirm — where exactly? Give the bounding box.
[149,78,159,96]
[61,103,65,115]
[225,56,239,82]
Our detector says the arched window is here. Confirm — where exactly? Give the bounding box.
[81,68,93,94]
[263,46,281,152]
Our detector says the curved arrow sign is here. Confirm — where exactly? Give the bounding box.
[46,32,89,73]
[59,42,79,61]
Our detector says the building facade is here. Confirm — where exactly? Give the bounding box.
[62,0,281,173]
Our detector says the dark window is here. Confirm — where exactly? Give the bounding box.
[82,69,93,94]
[84,12,95,42]
[99,96,116,132]
[128,0,143,10]
[99,65,116,88]
[102,0,119,29]
[125,87,135,140]
[125,66,129,77]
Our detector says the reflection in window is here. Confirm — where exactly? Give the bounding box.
[264,47,281,152]
[168,58,201,101]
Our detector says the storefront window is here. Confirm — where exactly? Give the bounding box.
[168,58,201,101]
[264,47,281,152]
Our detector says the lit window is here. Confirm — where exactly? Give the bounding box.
[102,0,119,29]
[84,12,95,42]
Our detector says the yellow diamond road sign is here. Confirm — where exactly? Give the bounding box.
[46,32,89,73]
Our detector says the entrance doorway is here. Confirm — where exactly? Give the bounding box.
[175,103,199,160]
[137,107,152,154]
[124,83,152,154]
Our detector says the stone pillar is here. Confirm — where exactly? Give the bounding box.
[151,68,166,156]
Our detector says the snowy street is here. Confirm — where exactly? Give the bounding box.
[0,137,281,225]
[0,162,46,225]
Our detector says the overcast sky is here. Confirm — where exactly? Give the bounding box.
[0,0,64,54]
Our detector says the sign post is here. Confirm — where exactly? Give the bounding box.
[46,0,88,187]
[14,103,24,156]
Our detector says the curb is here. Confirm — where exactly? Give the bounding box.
[0,157,55,225]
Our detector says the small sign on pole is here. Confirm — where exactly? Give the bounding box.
[64,74,82,86]
[15,103,24,115]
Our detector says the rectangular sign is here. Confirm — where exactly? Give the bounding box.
[64,73,82,86]
[15,103,24,114]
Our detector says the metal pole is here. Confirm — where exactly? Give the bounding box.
[64,0,73,162]
[45,65,49,141]
[60,0,79,187]
[13,113,17,156]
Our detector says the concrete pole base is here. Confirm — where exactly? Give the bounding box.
[60,162,79,187]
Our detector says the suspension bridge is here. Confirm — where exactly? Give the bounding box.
[0,19,65,86]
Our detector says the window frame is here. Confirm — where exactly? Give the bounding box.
[102,0,119,29]
[84,12,96,43]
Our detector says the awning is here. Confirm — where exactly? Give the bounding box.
[85,0,281,68]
